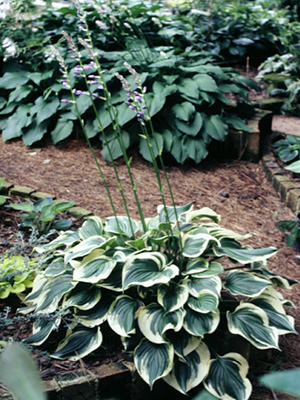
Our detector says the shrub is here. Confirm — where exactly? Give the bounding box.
[21,207,297,399]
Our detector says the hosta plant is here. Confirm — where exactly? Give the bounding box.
[0,255,37,299]
[21,205,297,400]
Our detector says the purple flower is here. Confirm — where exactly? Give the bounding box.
[74,89,85,95]
[61,99,70,103]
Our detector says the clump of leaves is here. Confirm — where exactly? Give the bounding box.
[272,135,300,163]
[10,198,75,236]
[21,205,297,400]
[277,215,300,250]
[0,255,37,299]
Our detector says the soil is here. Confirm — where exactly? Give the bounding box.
[0,136,300,400]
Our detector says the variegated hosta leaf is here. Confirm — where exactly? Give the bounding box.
[157,202,193,223]
[52,325,103,361]
[182,233,220,258]
[227,303,279,350]
[73,250,117,283]
[167,330,202,362]
[62,283,101,310]
[23,317,61,346]
[126,235,148,250]
[157,281,189,312]
[185,207,221,224]
[107,295,143,337]
[34,272,77,314]
[188,276,222,298]
[213,240,278,263]
[74,295,112,327]
[251,262,298,289]
[64,236,106,264]
[250,287,296,335]
[134,338,174,388]
[184,308,220,337]
[204,353,252,400]
[79,216,103,240]
[224,270,271,297]
[192,262,224,278]
[163,341,210,394]
[105,216,140,238]
[187,290,219,314]
[97,263,123,292]
[205,224,252,241]
[183,258,209,275]
[122,252,179,290]
[138,303,185,344]
[44,257,67,277]
[39,230,80,252]
[24,274,48,304]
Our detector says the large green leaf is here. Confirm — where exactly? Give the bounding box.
[108,295,142,337]
[204,115,228,141]
[139,132,164,162]
[183,137,208,163]
[166,330,201,361]
[0,343,47,400]
[102,130,130,161]
[226,116,252,133]
[186,208,221,224]
[158,202,193,223]
[260,369,300,397]
[224,270,271,297]
[227,303,279,350]
[74,296,112,327]
[22,121,48,146]
[175,112,203,136]
[8,85,33,104]
[164,342,210,394]
[123,252,179,290]
[73,251,117,283]
[171,135,188,164]
[0,71,30,89]
[184,308,220,337]
[204,353,252,400]
[51,119,73,144]
[145,92,166,117]
[62,283,102,310]
[187,290,219,314]
[64,236,106,264]
[31,96,60,125]
[105,215,140,238]
[182,233,219,258]
[285,160,300,173]
[172,102,195,122]
[23,318,61,346]
[137,303,184,344]
[52,325,102,361]
[134,339,174,388]
[183,258,209,276]
[2,105,32,141]
[194,74,218,93]
[79,216,103,240]
[188,276,222,297]
[116,102,136,126]
[178,78,199,99]
[157,282,189,312]
[214,241,278,263]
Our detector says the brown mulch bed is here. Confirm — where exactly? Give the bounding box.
[0,137,300,399]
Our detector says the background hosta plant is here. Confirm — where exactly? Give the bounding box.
[20,206,297,400]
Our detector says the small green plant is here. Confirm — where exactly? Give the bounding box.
[10,197,75,235]
[260,368,300,398]
[0,177,7,206]
[272,134,300,163]
[21,208,297,399]
[0,255,37,299]
[276,216,300,249]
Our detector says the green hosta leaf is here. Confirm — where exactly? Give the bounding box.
[204,353,252,400]
[187,290,219,314]
[31,97,60,125]
[23,318,61,346]
[0,343,47,400]
[145,92,166,117]
[192,391,219,400]
[74,296,112,327]
[226,116,252,133]
[10,202,35,213]
[62,284,101,310]
[285,160,300,173]
[52,325,102,361]
[224,270,271,297]
[0,195,6,206]
[23,275,48,305]
[260,369,300,397]
[182,233,219,258]
[164,342,210,394]
[105,216,140,238]
[102,130,130,161]
[194,74,218,93]
[3,104,32,141]
[204,115,228,141]
[52,201,75,214]
[76,94,93,115]
[8,85,33,104]
[171,135,188,164]
[64,236,106,264]
[53,219,72,231]
[157,282,189,312]
[183,137,208,163]
[138,303,184,344]
[172,102,196,122]
[22,121,48,146]
[79,216,103,240]
[183,258,209,275]
[134,339,174,389]
[98,263,123,292]
[95,104,112,130]
[51,119,73,144]
[188,276,222,297]
[214,241,278,263]
[108,295,142,337]
[123,252,179,290]
[206,225,252,241]
[34,273,76,314]
[186,208,221,224]
[0,71,30,89]
[184,308,220,337]
[158,202,193,223]
[73,251,117,283]
[166,330,201,360]
[178,78,199,99]
[29,70,54,85]
[139,132,163,162]
[116,102,136,126]
[227,303,279,350]
[193,262,224,278]
[175,112,203,136]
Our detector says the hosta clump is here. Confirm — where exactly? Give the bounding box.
[21,205,297,400]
